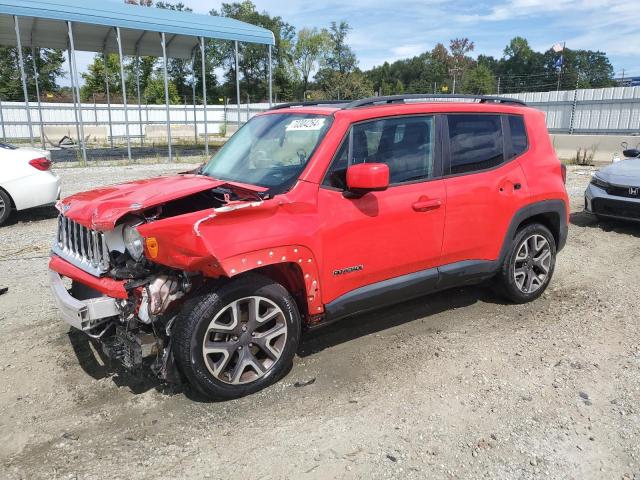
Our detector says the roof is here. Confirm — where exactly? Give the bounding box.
[261,97,532,122]
[0,0,275,59]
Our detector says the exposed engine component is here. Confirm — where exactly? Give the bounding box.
[138,275,188,323]
[102,326,162,370]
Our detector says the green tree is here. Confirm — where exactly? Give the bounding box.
[497,37,546,92]
[293,28,330,98]
[462,64,496,94]
[155,2,194,99]
[394,79,404,94]
[143,76,180,104]
[323,21,357,74]
[125,56,157,100]
[315,70,373,100]
[316,20,367,99]
[0,47,64,101]
[80,53,122,101]
[542,48,614,89]
[210,1,296,101]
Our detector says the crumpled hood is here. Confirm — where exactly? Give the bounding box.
[59,174,267,230]
[596,159,640,187]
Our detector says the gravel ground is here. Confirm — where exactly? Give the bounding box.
[1,164,639,480]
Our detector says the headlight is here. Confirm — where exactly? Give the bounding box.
[123,224,145,261]
[590,175,609,190]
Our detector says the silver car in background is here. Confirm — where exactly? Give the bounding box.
[585,146,640,223]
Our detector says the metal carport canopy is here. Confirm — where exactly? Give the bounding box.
[0,0,275,58]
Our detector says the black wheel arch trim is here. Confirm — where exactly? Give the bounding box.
[498,199,568,264]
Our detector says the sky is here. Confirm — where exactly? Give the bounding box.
[68,0,639,86]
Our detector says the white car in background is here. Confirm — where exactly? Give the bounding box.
[0,143,61,226]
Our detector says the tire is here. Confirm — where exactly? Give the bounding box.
[173,273,301,400]
[0,189,12,226]
[496,223,556,304]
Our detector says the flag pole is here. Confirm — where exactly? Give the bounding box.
[556,41,565,91]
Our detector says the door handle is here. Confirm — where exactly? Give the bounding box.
[412,198,441,212]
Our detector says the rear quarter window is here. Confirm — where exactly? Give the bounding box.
[508,115,528,157]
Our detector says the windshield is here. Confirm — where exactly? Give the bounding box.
[202,113,331,192]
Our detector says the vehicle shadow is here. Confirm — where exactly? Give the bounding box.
[4,205,58,226]
[67,329,168,395]
[570,210,640,238]
[67,285,506,401]
[298,285,506,357]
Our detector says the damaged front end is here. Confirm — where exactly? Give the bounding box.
[49,179,267,383]
[50,254,193,383]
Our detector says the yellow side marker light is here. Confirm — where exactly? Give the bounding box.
[146,237,159,259]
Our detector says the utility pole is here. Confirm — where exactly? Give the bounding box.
[497,77,501,95]
[449,67,462,94]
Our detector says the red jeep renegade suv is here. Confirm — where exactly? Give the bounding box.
[49,94,569,400]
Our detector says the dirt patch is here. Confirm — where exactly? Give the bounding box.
[1,165,639,479]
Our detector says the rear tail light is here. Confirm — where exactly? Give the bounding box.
[29,157,51,171]
[561,164,567,184]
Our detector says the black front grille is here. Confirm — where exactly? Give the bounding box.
[605,184,640,199]
[592,198,640,220]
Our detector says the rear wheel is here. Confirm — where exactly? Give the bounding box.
[0,190,12,226]
[496,223,556,303]
[173,273,301,400]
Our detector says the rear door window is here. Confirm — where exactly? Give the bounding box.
[447,114,504,175]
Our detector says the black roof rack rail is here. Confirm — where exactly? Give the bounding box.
[269,100,349,110]
[344,94,527,109]
[268,94,526,112]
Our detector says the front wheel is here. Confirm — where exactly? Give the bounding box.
[496,223,557,303]
[173,273,301,400]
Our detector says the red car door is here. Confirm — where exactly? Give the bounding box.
[317,115,446,305]
[440,114,530,266]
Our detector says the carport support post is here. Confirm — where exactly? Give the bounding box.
[191,49,198,146]
[115,27,132,162]
[135,48,144,146]
[30,46,46,149]
[161,32,173,162]
[103,51,114,149]
[235,40,240,128]
[14,16,34,147]
[67,46,82,153]
[200,36,208,156]
[67,21,87,164]
[268,44,272,107]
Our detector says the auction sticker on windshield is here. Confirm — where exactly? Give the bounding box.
[285,118,326,131]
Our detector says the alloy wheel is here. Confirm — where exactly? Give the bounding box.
[0,195,5,219]
[513,234,552,294]
[202,296,288,385]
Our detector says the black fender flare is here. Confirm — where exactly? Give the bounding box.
[498,199,568,266]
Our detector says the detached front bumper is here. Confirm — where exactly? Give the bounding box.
[49,270,119,331]
[585,183,640,223]
[49,255,126,331]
